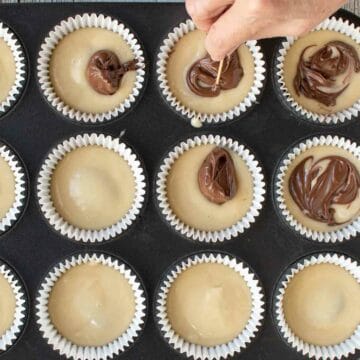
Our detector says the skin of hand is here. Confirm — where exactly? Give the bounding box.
[186,0,348,61]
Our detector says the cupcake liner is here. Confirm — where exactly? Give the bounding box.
[155,134,266,243]
[37,133,147,243]
[0,141,28,236]
[155,252,265,359]
[0,22,27,117]
[0,259,28,353]
[37,13,146,124]
[275,135,360,243]
[275,16,360,125]
[157,19,266,126]
[36,252,147,360]
[274,252,360,359]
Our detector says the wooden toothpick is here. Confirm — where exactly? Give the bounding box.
[215,59,224,86]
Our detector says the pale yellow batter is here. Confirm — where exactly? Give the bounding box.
[167,144,253,231]
[48,262,135,347]
[0,273,15,337]
[167,263,252,346]
[283,146,360,232]
[51,146,135,230]
[283,263,360,346]
[50,28,137,114]
[283,30,360,115]
[0,38,16,104]
[166,30,255,114]
[0,155,15,221]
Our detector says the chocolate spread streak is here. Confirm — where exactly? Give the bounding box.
[187,52,243,97]
[294,41,360,106]
[86,50,137,95]
[289,155,360,225]
[198,147,237,204]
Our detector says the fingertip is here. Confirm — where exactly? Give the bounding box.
[205,31,226,61]
[185,0,196,17]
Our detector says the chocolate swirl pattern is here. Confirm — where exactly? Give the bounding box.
[186,52,243,97]
[198,147,237,204]
[294,41,360,106]
[289,156,360,225]
[86,50,137,95]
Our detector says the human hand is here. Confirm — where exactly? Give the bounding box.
[186,0,347,60]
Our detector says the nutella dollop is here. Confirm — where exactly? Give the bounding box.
[289,156,360,225]
[86,50,137,95]
[198,147,237,204]
[294,41,360,106]
[187,52,243,97]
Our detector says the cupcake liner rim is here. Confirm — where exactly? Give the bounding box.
[275,134,360,243]
[0,21,27,118]
[275,16,360,125]
[155,251,265,360]
[274,252,360,359]
[37,13,146,124]
[0,142,28,236]
[36,252,147,360]
[156,19,266,125]
[0,259,28,353]
[155,134,266,243]
[37,133,147,243]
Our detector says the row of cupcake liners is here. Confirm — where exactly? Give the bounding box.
[0,13,359,126]
[0,131,360,244]
[0,249,358,360]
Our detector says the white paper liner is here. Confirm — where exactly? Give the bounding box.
[0,22,26,116]
[275,135,360,243]
[37,13,146,124]
[155,252,265,359]
[0,143,27,235]
[275,253,360,359]
[37,133,146,243]
[36,253,147,360]
[275,16,360,125]
[0,261,27,352]
[156,134,266,242]
[157,19,266,125]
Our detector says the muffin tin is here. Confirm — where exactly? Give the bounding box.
[0,3,359,360]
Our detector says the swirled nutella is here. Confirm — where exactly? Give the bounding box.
[289,155,360,225]
[294,41,360,106]
[187,52,243,97]
[198,147,237,204]
[86,50,137,95]
[166,29,255,114]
